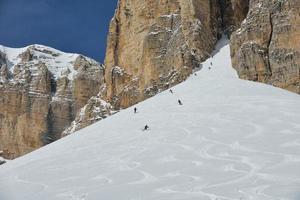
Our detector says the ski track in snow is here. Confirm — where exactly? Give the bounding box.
[1,38,300,200]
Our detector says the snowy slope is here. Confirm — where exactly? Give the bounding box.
[1,38,300,200]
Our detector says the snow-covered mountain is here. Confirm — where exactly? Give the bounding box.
[0,44,90,81]
[0,44,111,159]
[1,38,300,200]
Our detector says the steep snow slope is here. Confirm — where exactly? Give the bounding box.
[1,38,300,200]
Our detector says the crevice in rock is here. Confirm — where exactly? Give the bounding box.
[50,75,57,97]
[170,14,174,31]
[218,0,227,34]
[113,3,122,68]
[217,0,250,36]
[113,18,120,68]
[266,12,274,75]
[43,108,56,145]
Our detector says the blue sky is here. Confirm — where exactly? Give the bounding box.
[0,0,118,62]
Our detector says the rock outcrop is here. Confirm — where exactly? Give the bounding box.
[231,0,300,94]
[62,94,115,136]
[104,0,252,109]
[104,0,225,109]
[0,45,108,159]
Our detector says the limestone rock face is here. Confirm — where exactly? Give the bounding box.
[62,95,115,136]
[231,0,300,94]
[0,45,106,159]
[105,0,223,109]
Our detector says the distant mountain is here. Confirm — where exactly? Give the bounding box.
[0,44,113,159]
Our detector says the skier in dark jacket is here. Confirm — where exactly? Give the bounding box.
[178,100,183,105]
[143,125,150,131]
[134,107,137,113]
[169,89,173,94]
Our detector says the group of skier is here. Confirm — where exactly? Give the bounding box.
[135,88,184,131]
[137,61,213,131]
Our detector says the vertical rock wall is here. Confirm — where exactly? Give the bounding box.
[0,46,106,159]
[231,0,300,93]
[104,0,223,109]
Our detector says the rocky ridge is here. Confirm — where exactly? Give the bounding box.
[0,45,112,159]
[230,0,300,93]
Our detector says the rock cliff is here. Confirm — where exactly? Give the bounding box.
[0,45,109,159]
[104,0,252,109]
[104,0,225,108]
[230,0,300,93]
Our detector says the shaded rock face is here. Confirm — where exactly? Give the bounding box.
[0,45,106,159]
[231,0,300,94]
[105,0,224,109]
[219,0,249,35]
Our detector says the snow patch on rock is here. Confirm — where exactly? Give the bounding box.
[0,44,100,81]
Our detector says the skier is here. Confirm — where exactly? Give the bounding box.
[194,73,197,76]
[134,107,137,113]
[178,99,183,105]
[169,89,173,94]
[208,66,211,70]
[143,125,150,131]
[210,62,213,66]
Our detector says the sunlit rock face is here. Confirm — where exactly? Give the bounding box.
[231,0,300,94]
[0,45,107,159]
[104,0,226,109]
[104,0,252,109]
